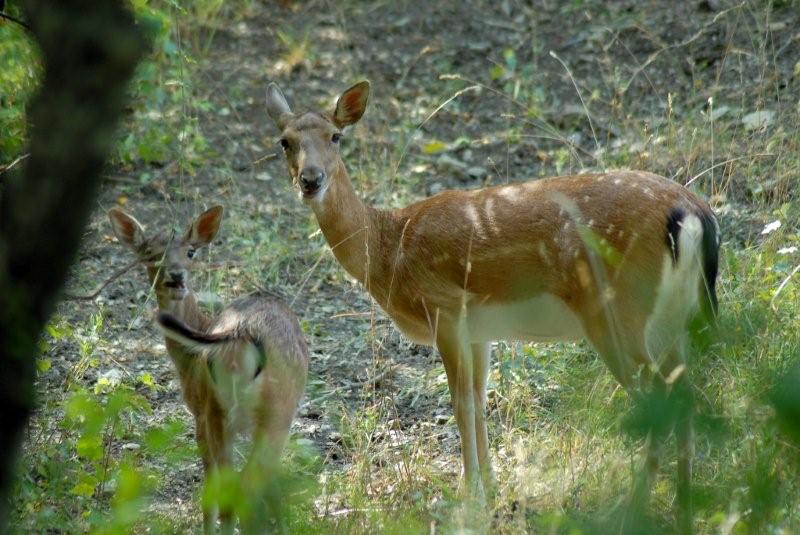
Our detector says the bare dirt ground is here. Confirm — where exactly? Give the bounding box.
[32,0,799,530]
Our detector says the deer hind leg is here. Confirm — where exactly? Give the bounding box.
[240,430,289,535]
[240,370,305,534]
[648,312,696,534]
[676,390,694,535]
[437,326,481,498]
[581,313,663,511]
[247,414,296,532]
[471,342,496,495]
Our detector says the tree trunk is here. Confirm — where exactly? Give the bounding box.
[0,0,145,525]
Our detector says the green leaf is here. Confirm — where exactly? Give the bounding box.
[76,435,103,461]
[65,389,103,429]
[421,140,447,154]
[138,373,155,389]
[71,481,96,498]
[489,65,505,80]
[36,359,52,373]
[503,48,517,71]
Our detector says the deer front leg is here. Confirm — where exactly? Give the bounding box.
[471,342,495,496]
[199,416,235,535]
[196,425,218,535]
[437,328,481,498]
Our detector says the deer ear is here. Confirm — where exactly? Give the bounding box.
[187,205,223,247]
[108,208,146,250]
[266,83,293,130]
[333,80,370,128]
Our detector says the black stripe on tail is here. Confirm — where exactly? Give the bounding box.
[157,312,230,345]
[665,207,685,264]
[157,313,268,378]
[699,211,720,319]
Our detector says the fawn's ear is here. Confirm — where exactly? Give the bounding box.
[266,83,293,130]
[333,80,370,128]
[187,205,223,247]
[108,208,146,250]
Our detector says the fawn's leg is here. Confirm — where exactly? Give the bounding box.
[197,425,218,535]
[200,414,234,535]
[437,326,481,498]
[471,342,495,495]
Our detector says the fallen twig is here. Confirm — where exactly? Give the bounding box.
[683,153,775,187]
[61,260,139,301]
[310,364,400,404]
[771,263,800,312]
[0,153,30,175]
[0,11,31,32]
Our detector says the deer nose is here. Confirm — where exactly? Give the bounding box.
[299,166,325,192]
[168,271,185,283]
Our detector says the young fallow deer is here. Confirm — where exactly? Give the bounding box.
[108,205,308,534]
[266,81,718,532]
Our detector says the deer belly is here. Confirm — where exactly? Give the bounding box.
[467,294,584,343]
[391,314,436,346]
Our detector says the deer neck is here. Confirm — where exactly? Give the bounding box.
[311,161,402,298]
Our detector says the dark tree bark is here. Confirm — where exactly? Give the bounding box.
[0,0,145,525]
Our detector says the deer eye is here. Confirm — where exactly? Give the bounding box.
[331,133,342,144]
[187,248,196,259]
[279,138,290,150]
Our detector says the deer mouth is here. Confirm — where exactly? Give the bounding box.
[300,184,322,198]
[163,280,188,298]
[301,181,330,201]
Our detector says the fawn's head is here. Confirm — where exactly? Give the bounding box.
[108,206,223,304]
[266,80,370,203]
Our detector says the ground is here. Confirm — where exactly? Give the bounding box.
[15,0,800,533]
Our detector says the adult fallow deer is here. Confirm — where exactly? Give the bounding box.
[109,205,308,534]
[266,81,718,533]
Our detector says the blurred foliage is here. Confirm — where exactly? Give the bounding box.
[0,2,39,165]
[0,0,219,172]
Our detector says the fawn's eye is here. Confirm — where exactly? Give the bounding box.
[187,248,196,259]
[279,138,290,150]
[331,133,342,144]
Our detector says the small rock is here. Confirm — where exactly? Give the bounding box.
[710,105,731,121]
[436,154,469,179]
[568,132,584,146]
[467,41,490,52]
[761,220,781,235]
[428,182,445,195]
[742,110,775,131]
[100,478,117,496]
[99,368,123,387]
[466,166,487,179]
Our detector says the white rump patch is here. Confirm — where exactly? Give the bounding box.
[644,214,704,365]
[210,342,267,434]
